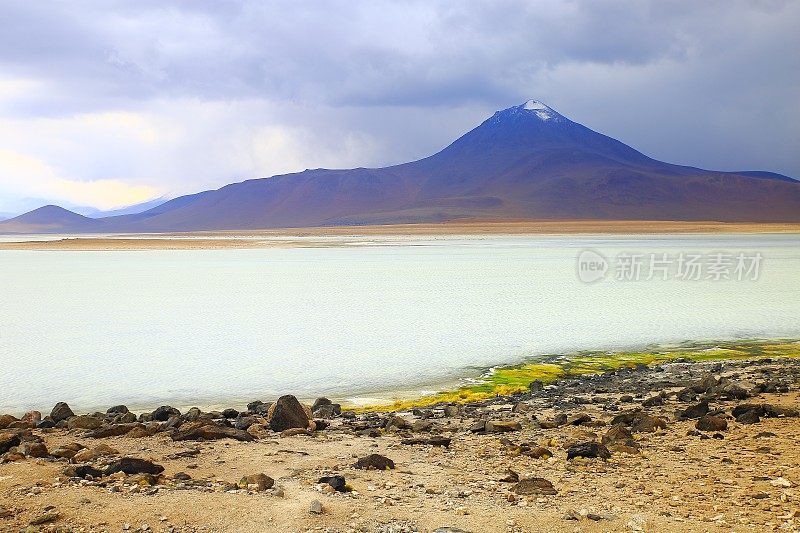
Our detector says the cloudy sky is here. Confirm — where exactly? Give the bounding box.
[0,0,798,214]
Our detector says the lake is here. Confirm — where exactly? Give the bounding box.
[1,233,799,415]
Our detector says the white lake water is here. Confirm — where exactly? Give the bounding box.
[1,233,799,415]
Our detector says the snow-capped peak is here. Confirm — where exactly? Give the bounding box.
[489,99,566,125]
[520,100,558,121]
[523,100,549,111]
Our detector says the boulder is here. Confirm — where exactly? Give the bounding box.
[106,405,129,415]
[246,424,271,439]
[312,403,342,419]
[696,415,727,432]
[89,423,140,438]
[222,408,239,419]
[485,420,522,433]
[736,410,761,424]
[354,454,395,470]
[50,402,75,423]
[18,440,48,458]
[0,414,18,429]
[318,475,347,492]
[172,423,254,442]
[21,411,42,425]
[677,401,709,420]
[401,436,452,448]
[104,457,164,476]
[73,444,119,462]
[238,473,274,491]
[0,431,21,454]
[63,464,104,479]
[566,442,611,460]
[267,395,311,432]
[152,405,181,422]
[67,416,103,430]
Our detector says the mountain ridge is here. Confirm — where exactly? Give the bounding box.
[2,101,799,233]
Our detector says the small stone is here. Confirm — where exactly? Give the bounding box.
[318,475,347,492]
[513,477,557,495]
[354,453,395,470]
[309,500,323,514]
[566,442,611,460]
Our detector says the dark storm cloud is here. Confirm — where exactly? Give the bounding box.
[0,0,798,211]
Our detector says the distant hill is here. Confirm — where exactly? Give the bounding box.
[0,205,102,233]
[2,100,799,233]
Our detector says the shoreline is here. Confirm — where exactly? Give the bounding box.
[3,338,797,418]
[2,219,800,250]
[2,352,799,531]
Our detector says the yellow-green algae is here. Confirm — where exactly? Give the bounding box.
[352,339,800,413]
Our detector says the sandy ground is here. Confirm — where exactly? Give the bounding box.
[2,361,799,532]
[1,220,800,250]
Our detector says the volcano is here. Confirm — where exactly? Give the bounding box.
[2,100,799,233]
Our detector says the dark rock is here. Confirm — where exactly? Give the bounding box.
[67,415,103,430]
[268,395,310,432]
[619,395,634,403]
[696,415,728,432]
[37,419,55,429]
[312,419,329,431]
[311,397,332,411]
[354,453,395,470]
[642,395,664,407]
[152,406,181,422]
[677,401,709,420]
[174,472,192,481]
[18,441,48,458]
[63,465,104,479]
[234,415,256,431]
[514,477,557,495]
[411,419,435,432]
[222,408,239,419]
[485,420,522,433]
[692,373,719,393]
[528,380,544,392]
[401,436,452,448]
[566,413,592,426]
[183,407,203,421]
[318,475,347,492]
[566,442,611,460]
[106,405,129,415]
[89,423,141,438]
[0,431,22,454]
[385,415,412,431]
[50,402,75,423]
[172,423,254,442]
[736,410,761,424]
[499,469,519,482]
[247,400,272,415]
[104,457,165,476]
[0,414,17,429]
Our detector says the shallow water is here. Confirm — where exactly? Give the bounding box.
[1,233,799,414]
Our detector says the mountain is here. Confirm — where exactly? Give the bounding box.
[0,205,102,233]
[2,100,799,233]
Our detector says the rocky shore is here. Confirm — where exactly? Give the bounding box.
[1,356,799,532]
